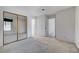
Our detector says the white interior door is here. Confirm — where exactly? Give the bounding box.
[48,18,55,37]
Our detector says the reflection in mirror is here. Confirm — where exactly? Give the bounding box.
[3,12,17,44]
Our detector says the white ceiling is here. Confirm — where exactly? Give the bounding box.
[0,6,72,16]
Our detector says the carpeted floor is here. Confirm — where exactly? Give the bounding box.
[0,37,78,53]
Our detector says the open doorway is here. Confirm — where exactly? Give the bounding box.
[32,18,35,37]
[48,18,55,37]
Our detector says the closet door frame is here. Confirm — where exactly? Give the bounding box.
[3,11,27,45]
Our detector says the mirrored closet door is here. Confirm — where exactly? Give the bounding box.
[3,11,27,45]
[3,12,18,44]
[18,15,27,40]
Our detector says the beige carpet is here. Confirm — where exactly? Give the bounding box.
[34,37,78,53]
[0,37,78,53]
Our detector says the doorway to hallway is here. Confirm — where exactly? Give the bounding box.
[48,18,55,37]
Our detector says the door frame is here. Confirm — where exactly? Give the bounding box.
[47,17,56,38]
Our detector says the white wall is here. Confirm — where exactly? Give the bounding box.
[75,7,79,48]
[56,7,75,43]
[34,15,48,37]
